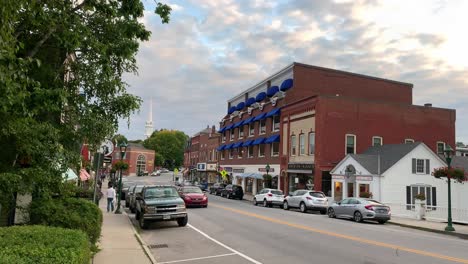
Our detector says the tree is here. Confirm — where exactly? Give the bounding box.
[0,1,171,214]
[456,142,466,147]
[112,134,128,146]
[143,130,188,169]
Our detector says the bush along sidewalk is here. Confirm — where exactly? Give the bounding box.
[0,225,90,264]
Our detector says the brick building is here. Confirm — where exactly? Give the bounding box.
[217,62,455,196]
[112,143,155,177]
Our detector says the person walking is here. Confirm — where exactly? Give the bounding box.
[106,185,116,213]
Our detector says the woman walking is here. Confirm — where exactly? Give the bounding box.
[106,185,116,212]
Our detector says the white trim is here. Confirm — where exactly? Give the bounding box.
[436,141,445,155]
[345,134,356,155]
[405,138,414,144]
[299,133,305,155]
[372,136,383,146]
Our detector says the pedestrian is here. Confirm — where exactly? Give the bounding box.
[106,185,116,212]
[101,173,106,183]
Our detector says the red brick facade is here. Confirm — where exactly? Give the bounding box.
[112,143,155,177]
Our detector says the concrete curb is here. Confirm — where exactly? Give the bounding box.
[387,221,468,240]
[123,211,158,264]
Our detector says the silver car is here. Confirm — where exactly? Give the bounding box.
[283,190,328,214]
[328,198,391,224]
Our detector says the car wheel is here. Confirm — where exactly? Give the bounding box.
[354,211,363,222]
[263,199,268,207]
[177,216,188,227]
[300,202,307,213]
[253,198,257,206]
[378,220,387,224]
[328,208,336,218]
[320,209,327,215]
[283,201,289,210]
[139,214,148,229]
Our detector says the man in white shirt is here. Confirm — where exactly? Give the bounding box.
[107,186,116,212]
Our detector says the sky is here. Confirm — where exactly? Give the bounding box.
[118,0,468,144]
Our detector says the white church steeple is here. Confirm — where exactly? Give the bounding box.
[145,98,154,138]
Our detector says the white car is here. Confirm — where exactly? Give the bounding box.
[253,188,284,207]
[283,190,328,214]
[150,170,161,176]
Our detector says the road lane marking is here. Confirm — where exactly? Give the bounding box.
[210,203,468,264]
[188,224,262,264]
[158,253,237,264]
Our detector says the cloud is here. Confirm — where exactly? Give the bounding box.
[118,0,468,144]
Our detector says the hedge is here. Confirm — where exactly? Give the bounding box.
[0,225,90,264]
[30,197,103,245]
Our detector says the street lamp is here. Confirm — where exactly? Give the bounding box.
[265,164,271,188]
[114,141,127,214]
[443,145,455,232]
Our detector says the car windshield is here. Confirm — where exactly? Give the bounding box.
[145,187,179,198]
[309,192,325,198]
[271,190,283,195]
[135,186,144,193]
[183,187,202,194]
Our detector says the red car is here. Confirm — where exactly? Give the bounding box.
[178,186,208,208]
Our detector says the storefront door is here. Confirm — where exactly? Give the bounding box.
[334,182,343,201]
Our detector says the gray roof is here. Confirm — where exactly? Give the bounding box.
[452,156,468,172]
[350,142,422,174]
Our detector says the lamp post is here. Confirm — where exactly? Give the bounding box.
[265,163,270,188]
[443,145,455,232]
[114,141,127,214]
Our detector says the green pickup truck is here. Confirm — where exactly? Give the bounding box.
[135,185,188,229]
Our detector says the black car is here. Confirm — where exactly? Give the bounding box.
[221,185,243,200]
[209,183,226,196]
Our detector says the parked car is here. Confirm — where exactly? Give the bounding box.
[198,182,208,191]
[283,190,328,214]
[328,198,391,224]
[150,170,161,176]
[120,181,135,200]
[209,183,226,195]
[221,184,244,200]
[129,185,145,213]
[254,188,284,207]
[135,185,188,229]
[125,185,137,208]
[178,186,208,207]
[160,168,169,173]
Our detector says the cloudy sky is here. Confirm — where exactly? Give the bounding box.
[118,0,468,143]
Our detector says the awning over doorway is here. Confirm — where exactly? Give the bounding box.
[236,173,264,180]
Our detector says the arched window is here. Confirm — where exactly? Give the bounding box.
[136,155,146,175]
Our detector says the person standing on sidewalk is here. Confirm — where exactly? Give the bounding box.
[106,185,116,212]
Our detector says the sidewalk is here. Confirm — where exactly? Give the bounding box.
[389,216,468,239]
[93,185,154,264]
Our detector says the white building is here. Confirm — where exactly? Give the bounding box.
[331,142,468,223]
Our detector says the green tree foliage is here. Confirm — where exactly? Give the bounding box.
[112,134,128,145]
[0,1,171,210]
[143,130,188,169]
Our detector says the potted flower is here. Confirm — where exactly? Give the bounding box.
[415,193,426,201]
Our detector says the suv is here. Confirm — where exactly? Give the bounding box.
[283,190,328,214]
[135,185,188,229]
[209,183,226,195]
[221,184,244,200]
[254,188,284,207]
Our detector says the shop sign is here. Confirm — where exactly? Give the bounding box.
[206,163,217,171]
[356,176,372,181]
[288,163,314,171]
[197,163,207,171]
[258,168,275,172]
[233,168,245,173]
[223,167,232,172]
[332,175,345,180]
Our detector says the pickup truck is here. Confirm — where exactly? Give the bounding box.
[135,185,188,229]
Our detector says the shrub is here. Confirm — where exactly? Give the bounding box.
[0,225,90,264]
[30,197,103,245]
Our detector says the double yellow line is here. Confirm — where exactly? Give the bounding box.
[211,203,468,263]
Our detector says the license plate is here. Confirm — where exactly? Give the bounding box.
[163,215,170,220]
[377,210,386,213]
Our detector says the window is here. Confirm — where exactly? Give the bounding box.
[309,132,315,155]
[299,134,305,155]
[229,149,234,159]
[260,119,266,134]
[258,144,265,157]
[346,134,356,154]
[412,158,430,174]
[230,129,235,141]
[372,136,382,146]
[416,159,424,173]
[271,142,279,156]
[248,146,254,158]
[290,135,296,155]
[238,147,243,159]
[249,123,255,137]
[272,115,280,131]
[437,142,445,155]
[406,185,437,210]
[222,131,226,142]
[239,126,244,138]
[405,139,414,144]
[136,155,146,175]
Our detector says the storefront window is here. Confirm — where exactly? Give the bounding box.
[246,178,253,193]
[359,184,370,197]
[334,182,343,201]
[347,182,355,197]
[257,179,263,191]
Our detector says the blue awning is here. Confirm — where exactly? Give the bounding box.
[245,97,256,106]
[252,113,266,122]
[265,108,280,118]
[236,102,245,111]
[217,145,226,151]
[280,78,293,91]
[232,142,243,148]
[236,173,264,179]
[228,106,237,114]
[224,124,234,130]
[224,143,234,150]
[255,92,266,102]
[252,137,266,145]
[265,134,280,143]
[242,116,255,125]
[267,86,279,97]
[217,127,226,133]
[232,121,243,128]
[242,140,254,147]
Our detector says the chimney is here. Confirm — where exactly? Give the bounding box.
[424,103,432,107]
[212,125,215,134]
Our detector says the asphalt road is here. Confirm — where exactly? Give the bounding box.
[124,174,468,264]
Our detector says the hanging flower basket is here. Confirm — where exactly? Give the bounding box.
[432,167,467,183]
[113,161,129,171]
